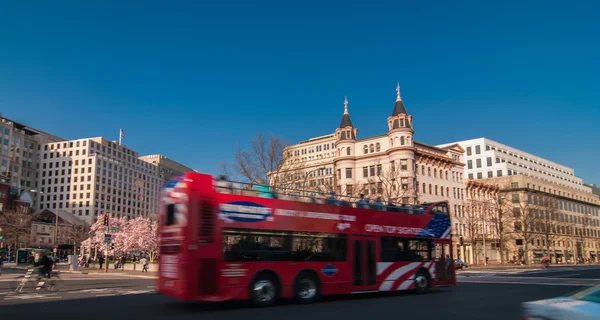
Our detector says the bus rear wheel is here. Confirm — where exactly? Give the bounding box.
[250,274,279,307]
[294,272,320,304]
[414,270,430,294]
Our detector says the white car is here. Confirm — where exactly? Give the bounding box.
[521,285,600,320]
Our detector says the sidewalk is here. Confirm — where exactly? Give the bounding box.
[60,267,158,279]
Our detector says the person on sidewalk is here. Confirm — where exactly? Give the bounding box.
[120,256,126,270]
[140,256,149,272]
[0,253,4,276]
[98,256,104,270]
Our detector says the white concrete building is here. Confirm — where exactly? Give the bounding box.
[139,154,194,187]
[0,113,64,200]
[37,137,190,225]
[438,137,591,193]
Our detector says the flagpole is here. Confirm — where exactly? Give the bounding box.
[119,129,122,145]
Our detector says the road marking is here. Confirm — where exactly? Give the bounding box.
[544,273,580,278]
[459,279,593,287]
[95,294,117,297]
[481,276,600,281]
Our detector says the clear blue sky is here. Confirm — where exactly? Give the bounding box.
[1,1,599,184]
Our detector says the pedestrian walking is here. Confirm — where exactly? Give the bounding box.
[98,256,104,270]
[0,253,5,276]
[140,256,149,272]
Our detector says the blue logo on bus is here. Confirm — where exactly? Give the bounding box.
[321,265,338,277]
[219,201,272,223]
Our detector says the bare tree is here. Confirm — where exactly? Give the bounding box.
[224,132,308,190]
[533,197,564,263]
[363,159,416,204]
[63,223,90,248]
[459,199,485,264]
[488,196,514,265]
[0,209,33,249]
[510,191,538,265]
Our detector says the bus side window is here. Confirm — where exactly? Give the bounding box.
[166,204,175,226]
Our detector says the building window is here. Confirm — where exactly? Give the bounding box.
[477,172,483,179]
[363,167,368,178]
[487,157,492,166]
[363,145,368,154]
[375,143,381,152]
[400,159,407,170]
[467,160,473,169]
[377,164,382,175]
[346,148,351,156]
[487,171,493,178]
[400,137,405,145]
[497,170,503,177]
[369,166,375,176]
[466,147,472,156]
[370,144,374,153]
[345,168,352,179]
[476,159,482,168]
[475,145,481,154]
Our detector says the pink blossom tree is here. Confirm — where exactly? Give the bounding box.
[90,214,128,256]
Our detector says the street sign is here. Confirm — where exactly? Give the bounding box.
[111,227,119,231]
[104,234,112,244]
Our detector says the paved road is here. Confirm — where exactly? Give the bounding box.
[0,266,595,319]
[0,282,581,320]
[0,268,155,305]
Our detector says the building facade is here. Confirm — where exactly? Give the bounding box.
[0,114,64,209]
[37,137,190,225]
[438,137,590,193]
[139,154,194,187]
[474,175,600,264]
[29,208,87,256]
[460,180,501,265]
[274,85,467,258]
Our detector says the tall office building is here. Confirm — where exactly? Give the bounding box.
[37,137,190,225]
[438,137,590,193]
[0,114,64,210]
[139,154,194,187]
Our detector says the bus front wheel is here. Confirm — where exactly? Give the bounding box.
[294,272,320,304]
[250,274,279,307]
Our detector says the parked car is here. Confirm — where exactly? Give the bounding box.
[454,259,468,269]
[521,284,600,319]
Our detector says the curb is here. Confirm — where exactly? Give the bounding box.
[58,270,158,279]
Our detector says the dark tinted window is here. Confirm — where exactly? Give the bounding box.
[165,204,175,226]
[381,236,432,262]
[223,228,347,262]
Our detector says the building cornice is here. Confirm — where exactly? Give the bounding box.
[499,187,600,208]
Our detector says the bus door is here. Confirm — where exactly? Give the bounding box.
[434,240,455,286]
[351,236,378,292]
[190,194,220,297]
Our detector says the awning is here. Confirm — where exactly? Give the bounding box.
[533,250,544,255]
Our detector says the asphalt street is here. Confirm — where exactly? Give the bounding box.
[1,265,597,320]
[0,268,155,305]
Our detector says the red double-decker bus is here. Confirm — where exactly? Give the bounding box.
[157,172,455,307]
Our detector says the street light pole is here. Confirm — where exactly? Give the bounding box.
[483,211,487,266]
[54,193,59,261]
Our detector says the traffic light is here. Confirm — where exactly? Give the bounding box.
[103,215,109,226]
[110,243,115,250]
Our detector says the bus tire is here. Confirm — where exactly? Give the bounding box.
[250,273,279,307]
[414,269,430,294]
[294,271,320,304]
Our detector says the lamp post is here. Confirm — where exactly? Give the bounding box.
[497,195,505,264]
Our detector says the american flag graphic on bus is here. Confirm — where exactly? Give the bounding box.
[417,215,451,239]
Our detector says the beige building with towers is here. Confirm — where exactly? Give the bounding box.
[273,84,468,258]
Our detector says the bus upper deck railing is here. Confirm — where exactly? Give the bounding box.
[212,178,448,215]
